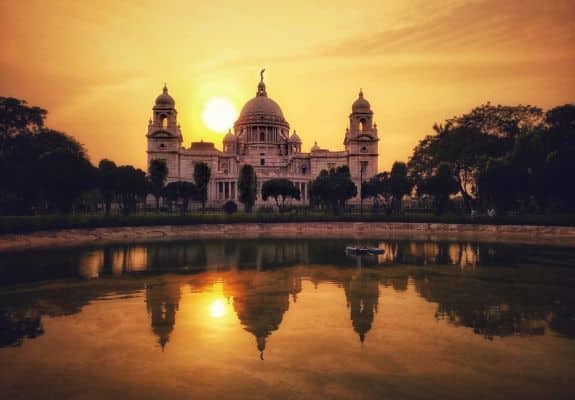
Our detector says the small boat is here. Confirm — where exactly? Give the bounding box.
[345,246,384,255]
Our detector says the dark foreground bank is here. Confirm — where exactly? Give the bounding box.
[2,213,575,235]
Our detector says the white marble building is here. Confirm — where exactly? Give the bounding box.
[146,72,379,206]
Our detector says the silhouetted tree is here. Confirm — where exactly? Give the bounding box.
[193,162,211,211]
[148,159,168,212]
[0,97,46,143]
[238,164,257,213]
[418,162,459,215]
[116,166,147,215]
[164,181,197,215]
[98,159,118,216]
[310,166,356,214]
[261,178,300,210]
[37,149,96,213]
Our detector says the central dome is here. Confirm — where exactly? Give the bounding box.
[234,70,289,129]
[239,96,284,119]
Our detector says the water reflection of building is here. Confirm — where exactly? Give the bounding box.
[223,271,302,359]
[343,270,380,343]
[145,282,182,350]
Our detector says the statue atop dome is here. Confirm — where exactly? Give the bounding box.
[257,68,267,97]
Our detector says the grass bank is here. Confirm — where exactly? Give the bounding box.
[1,212,575,235]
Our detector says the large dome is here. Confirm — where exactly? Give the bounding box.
[234,70,289,128]
[239,96,284,119]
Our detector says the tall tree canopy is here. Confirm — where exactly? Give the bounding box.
[164,181,197,215]
[261,178,300,210]
[310,166,356,213]
[418,162,459,215]
[148,159,169,211]
[0,97,47,142]
[193,162,211,211]
[115,166,148,215]
[362,162,413,214]
[238,164,257,212]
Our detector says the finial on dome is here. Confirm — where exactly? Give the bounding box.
[163,83,168,94]
[359,88,364,98]
[257,68,267,97]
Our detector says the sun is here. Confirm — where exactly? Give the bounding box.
[209,298,227,319]
[202,97,237,133]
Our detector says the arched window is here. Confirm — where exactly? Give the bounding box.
[161,115,168,129]
[359,118,366,132]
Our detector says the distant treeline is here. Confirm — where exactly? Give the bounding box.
[1,96,574,217]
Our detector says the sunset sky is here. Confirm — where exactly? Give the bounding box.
[1,0,574,171]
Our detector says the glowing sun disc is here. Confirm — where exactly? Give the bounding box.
[210,299,226,318]
[202,97,237,133]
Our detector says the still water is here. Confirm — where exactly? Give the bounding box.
[1,239,575,399]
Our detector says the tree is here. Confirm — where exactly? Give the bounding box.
[0,128,90,214]
[238,164,257,212]
[37,149,97,213]
[261,178,300,210]
[193,162,211,211]
[309,166,356,214]
[0,97,47,143]
[446,103,544,139]
[363,163,413,214]
[164,181,197,215]
[98,159,118,216]
[544,104,575,210]
[418,162,459,215]
[408,125,503,212]
[148,159,169,212]
[115,166,148,215]
[387,162,413,213]
[362,172,392,212]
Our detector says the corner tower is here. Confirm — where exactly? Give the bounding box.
[345,90,379,194]
[146,84,183,180]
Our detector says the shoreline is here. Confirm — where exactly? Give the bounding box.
[1,222,575,252]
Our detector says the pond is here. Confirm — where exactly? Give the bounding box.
[1,238,575,399]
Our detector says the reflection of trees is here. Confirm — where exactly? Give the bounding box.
[410,269,575,339]
[145,282,181,350]
[0,283,138,348]
[223,270,301,359]
[0,310,43,347]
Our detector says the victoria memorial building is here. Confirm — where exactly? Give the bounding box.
[146,71,379,206]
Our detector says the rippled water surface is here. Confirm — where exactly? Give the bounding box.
[1,239,575,400]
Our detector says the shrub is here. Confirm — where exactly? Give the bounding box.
[223,201,238,214]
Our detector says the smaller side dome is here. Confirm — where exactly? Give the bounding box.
[289,130,302,143]
[155,84,175,107]
[352,89,371,113]
[223,130,236,142]
[311,141,320,152]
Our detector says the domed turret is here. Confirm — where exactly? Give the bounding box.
[289,130,301,143]
[155,84,175,108]
[311,141,320,152]
[223,129,236,142]
[352,89,371,113]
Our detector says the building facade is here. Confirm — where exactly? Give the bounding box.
[146,72,379,206]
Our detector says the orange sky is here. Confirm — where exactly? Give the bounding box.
[1,0,574,171]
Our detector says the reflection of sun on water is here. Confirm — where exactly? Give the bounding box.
[210,298,227,318]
